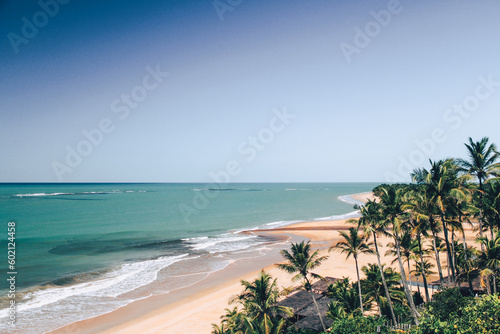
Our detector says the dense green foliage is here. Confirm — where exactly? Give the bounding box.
[212,271,292,334]
[409,289,500,334]
[328,315,390,334]
[284,327,317,334]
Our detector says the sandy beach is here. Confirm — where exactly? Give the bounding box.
[50,191,476,334]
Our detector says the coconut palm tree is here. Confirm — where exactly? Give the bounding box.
[455,242,479,296]
[412,159,470,284]
[477,231,500,294]
[403,187,434,302]
[411,259,435,298]
[276,241,329,332]
[360,263,405,317]
[353,199,398,326]
[327,277,365,315]
[457,137,500,238]
[326,300,348,321]
[211,323,229,334]
[242,316,286,334]
[385,230,419,290]
[330,227,374,316]
[482,180,500,234]
[405,189,446,285]
[231,270,293,329]
[377,185,420,324]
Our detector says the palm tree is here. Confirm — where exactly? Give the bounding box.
[330,227,374,316]
[412,159,470,284]
[377,185,420,324]
[353,199,398,326]
[411,259,435,298]
[242,316,286,334]
[385,230,418,291]
[213,307,244,334]
[360,263,405,317]
[483,180,500,234]
[455,243,479,296]
[326,300,348,321]
[403,187,433,302]
[407,193,446,285]
[276,241,329,332]
[231,270,293,329]
[211,323,229,334]
[457,137,500,235]
[327,277,365,315]
[477,231,500,294]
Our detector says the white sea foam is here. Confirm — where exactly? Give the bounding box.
[181,236,209,241]
[0,254,189,319]
[263,220,303,228]
[15,192,62,197]
[183,234,261,253]
[338,193,367,206]
[14,190,147,197]
[313,210,361,221]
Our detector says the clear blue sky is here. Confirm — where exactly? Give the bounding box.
[1,0,499,183]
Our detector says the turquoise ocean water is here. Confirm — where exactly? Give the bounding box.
[0,183,377,333]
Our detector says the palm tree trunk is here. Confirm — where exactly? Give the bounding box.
[432,232,445,284]
[394,230,420,325]
[479,178,486,251]
[462,229,467,253]
[447,255,451,280]
[417,234,430,302]
[485,274,492,295]
[493,275,497,294]
[408,259,412,292]
[451,231,457,285]
[479,208,486,251]
[468,275,474,296]
[489,217,494,239]
[305,277,326,332]
[373,232,397,326]
[462,229,474,296]
[441,214,456,283]
[354,255,364,315]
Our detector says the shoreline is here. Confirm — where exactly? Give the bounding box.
[50,191,376,334]
[51,189,480,333]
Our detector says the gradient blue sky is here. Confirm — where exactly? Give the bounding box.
[1,0,499,182]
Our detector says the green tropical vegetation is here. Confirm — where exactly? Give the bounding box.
[212,137,500,333]
[329,226,374,315]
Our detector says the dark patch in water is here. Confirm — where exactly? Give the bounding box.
[49,239,186,256]
[195,188,266,192]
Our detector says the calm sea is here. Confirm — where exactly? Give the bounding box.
[0,183,377,333]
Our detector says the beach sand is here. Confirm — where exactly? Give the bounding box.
[50,192,477,334]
